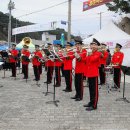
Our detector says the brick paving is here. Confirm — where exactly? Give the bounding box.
[0,67,130,130]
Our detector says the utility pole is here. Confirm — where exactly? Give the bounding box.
[8,0,15,48]
[15,19,17,43]
[67,0,72,42]
[99,12,103,30]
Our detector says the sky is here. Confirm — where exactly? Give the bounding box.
[0,0,122,38]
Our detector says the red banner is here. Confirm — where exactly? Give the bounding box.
[83,0,112,11]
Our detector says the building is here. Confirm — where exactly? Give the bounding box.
[42,32,56,44]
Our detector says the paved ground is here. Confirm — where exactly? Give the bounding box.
[0,67,130,130]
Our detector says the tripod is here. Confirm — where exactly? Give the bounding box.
[46,53,59,107]
[116,66,130,103]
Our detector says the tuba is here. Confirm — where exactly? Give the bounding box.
[22,37,32,46]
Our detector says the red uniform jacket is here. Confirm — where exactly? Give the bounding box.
[75,49,87,74]
[63,51,74,70]
[45,59,54,67]
[100,51,108,66]
[21,50,30,65]
[85,50,101,77]
[9,49,18,63]
[111,51,124,68]
[32,51,42,66]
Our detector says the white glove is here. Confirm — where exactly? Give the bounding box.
[63,52,67,57]
[87,49,92,56]
[74,52,80,59]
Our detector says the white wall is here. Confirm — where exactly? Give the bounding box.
[42,33,56,44]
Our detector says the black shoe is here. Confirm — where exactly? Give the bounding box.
[65,89,72,92]
[44,81,47,83]
[62,89,67,91]
[55,84,61,87]
[75,98,81,101]
[71,96,77,99]
[10,75,15,77]
[44,81,51,84]
[23,77,28,79]
[83,103,91,107]
[33,79,36,81]
[86,106,97,111]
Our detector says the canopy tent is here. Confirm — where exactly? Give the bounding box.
[83,21,130,49]
[83,21,130,67]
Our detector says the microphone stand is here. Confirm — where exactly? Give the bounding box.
[2,61,5,79]
[14,61,17,80]
[26,64,28,83]
[116,66,130,103]
[36,65,40,87]
[44,60,53,96]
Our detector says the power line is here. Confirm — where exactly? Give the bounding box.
[15,1,68,18]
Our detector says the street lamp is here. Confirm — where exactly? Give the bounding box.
[8,0,15,48]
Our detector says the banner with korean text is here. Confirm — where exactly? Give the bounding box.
[12,23,56,35]
[83,0,112,11]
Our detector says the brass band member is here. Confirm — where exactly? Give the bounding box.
[84,38,101,111]
[21,45,30,79]
[63,42,74,92]
[99,43,108,85]
[71,40,87,101]
[9,43,18,77]
[111,43,124,88]
[1,50,10,70]
[32,45,42,81]
[44,43,54,84]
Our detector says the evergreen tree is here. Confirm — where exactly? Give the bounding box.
[106,0,130,13]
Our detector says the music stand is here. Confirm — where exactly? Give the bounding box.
[46,50,60,107]
[42,49,53,96]
[0,62,5,79]
[116,65,130,103]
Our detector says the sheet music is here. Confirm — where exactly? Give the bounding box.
[0,62,4,65]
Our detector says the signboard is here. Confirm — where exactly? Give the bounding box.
[12,23,56,35]
[83,0,112,11]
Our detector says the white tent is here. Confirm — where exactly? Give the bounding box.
[16,42,35,52]
[83,21,130,67]
[83,21,130,47]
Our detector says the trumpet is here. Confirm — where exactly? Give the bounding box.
[38,58,45,63]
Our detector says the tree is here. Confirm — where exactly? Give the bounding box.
[106,0,130,13]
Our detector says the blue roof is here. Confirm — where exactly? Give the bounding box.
[0,45,8,50]
[53,40,61,45]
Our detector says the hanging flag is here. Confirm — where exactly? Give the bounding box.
[61,20,67,25]
[83,0,112,11]
[60,33,65,47]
